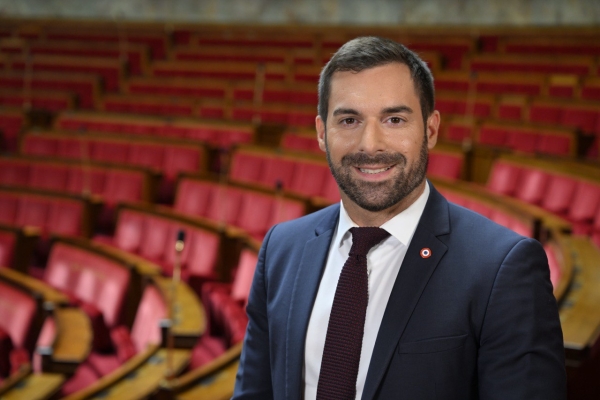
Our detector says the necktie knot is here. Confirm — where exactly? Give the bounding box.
[348,227,390,257]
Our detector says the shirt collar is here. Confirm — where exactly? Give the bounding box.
[335,182,430,248]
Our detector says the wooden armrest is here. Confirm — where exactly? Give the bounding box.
[47,308,92,373]
[153,276,206,347]
[558,236,600,365]
[0,363,32,396]
[64,346,190,400]
[0,268,69,306]
[0,372,64,400]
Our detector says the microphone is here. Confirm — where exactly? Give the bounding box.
[166,228,186,379]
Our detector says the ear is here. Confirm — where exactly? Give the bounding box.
[426,110,440,150]
[316,115,327,152]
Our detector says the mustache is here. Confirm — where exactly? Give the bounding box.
[341,152,406,167]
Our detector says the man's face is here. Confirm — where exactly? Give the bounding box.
[316,62,439,213]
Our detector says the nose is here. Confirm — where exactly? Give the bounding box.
[358,118,386,155]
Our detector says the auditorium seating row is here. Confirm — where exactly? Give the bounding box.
[0,187,92,239]
[0,38,151,76]
[228,144,464,204]
[0,157,152,222]
[442,117,578,157]
[54,110,254,149]
[0,89,74,112]
[0,231,257,399]
[486,156,600,244]
[20,131,206,201]
[0,107,26,152]
[0,71,101,108]
[174,176,307,241]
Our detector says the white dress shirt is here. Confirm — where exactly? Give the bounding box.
[303,183,430,400]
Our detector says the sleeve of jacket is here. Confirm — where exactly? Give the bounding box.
[232,226,275,400]
[477,237,566,399]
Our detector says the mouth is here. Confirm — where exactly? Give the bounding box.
[358,166,394,174]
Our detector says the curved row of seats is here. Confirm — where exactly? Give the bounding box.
[20,131,207,201]
[486,155,600,244]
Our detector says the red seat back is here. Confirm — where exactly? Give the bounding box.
[289,162,328,197]
[113,208,145,253]
[486,161,522,196]
[47,199,84,236]
[129,143,164,170]
[103,170,144,204]
[514,168,550,205]
[428,152,462,180]
[0,230,16,268]
[540,175,577,214]
[205,186,244,225]
[66,168,106,196]
[0,281,38,350]
[130,284,167,353]
[230,249,259,305]
[21,135,58,156]
[568,182,600,223]
[15,196,49,229]
[229,152,264,183]
[261,157,296,190]
[0,159,29,186]
[174,179,213,216]
[91,141,130,164]
[235,192,274,238]
[0,193,18,225]
[29,164,69,192]
[139,215,172,263]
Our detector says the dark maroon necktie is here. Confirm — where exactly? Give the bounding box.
[316,227,391,400]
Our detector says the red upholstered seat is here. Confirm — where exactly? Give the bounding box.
[15,196,49,230]
[514,168,550,205]
[139,215,172,265]
[91,141,130,164]
[289,162,328,197]
[268,198,306,227]
[230,152,264,184]
[0,230,16,268]
[507,129,538,154]
[102,169,144,205]
[568,182,600,234]
[178,227,220,288]
[66,168,106,196]
[28,164,69,192]
[47,198,84,236]
[486,161,522,196]
[160,146,202,201]
[541,175,577,215]
[129,142,164,170]
[174,179,214,216]
[260,157,296,190]
[478,126,509,147]
[205,186,244,225]
[427,152,462,180]
[111,208,145,253]
[544,245,562,290]
[0,193,18,225]
[21,135,58,156]
[0,159,29,186]
[235,192,275,239]
[45,243,131,349]
[0,281,38,377]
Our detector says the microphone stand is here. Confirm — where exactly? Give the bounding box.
[166,229,185,380]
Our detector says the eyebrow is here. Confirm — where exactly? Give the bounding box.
[332,108,360,117]
[382,105,413,114]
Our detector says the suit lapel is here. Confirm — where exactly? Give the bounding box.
[362,184,450,400]
[285,205,339,400]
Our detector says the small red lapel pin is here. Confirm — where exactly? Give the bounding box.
[420,248,432,258]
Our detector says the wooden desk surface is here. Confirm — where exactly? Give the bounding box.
[52,307,92,364]
[558,236,600,364]
[153,276,206,345]
[0,373,64,400]
[88,348,190,400]
[0,267,69,306]
[176,361,239,400]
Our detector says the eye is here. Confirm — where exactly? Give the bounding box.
[388,117,404,124]
[340,117,357,125]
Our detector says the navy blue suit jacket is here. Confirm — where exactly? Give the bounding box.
[233,184,566,399]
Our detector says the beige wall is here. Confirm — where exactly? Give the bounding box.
[0,0,599,25]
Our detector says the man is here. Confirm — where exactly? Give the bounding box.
[233,37,566,399]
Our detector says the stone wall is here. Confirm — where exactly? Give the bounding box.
[0,0,599,26]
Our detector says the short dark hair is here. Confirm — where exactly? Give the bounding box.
[318,36,435,125]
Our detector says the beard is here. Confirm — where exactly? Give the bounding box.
[325,134,429,212]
